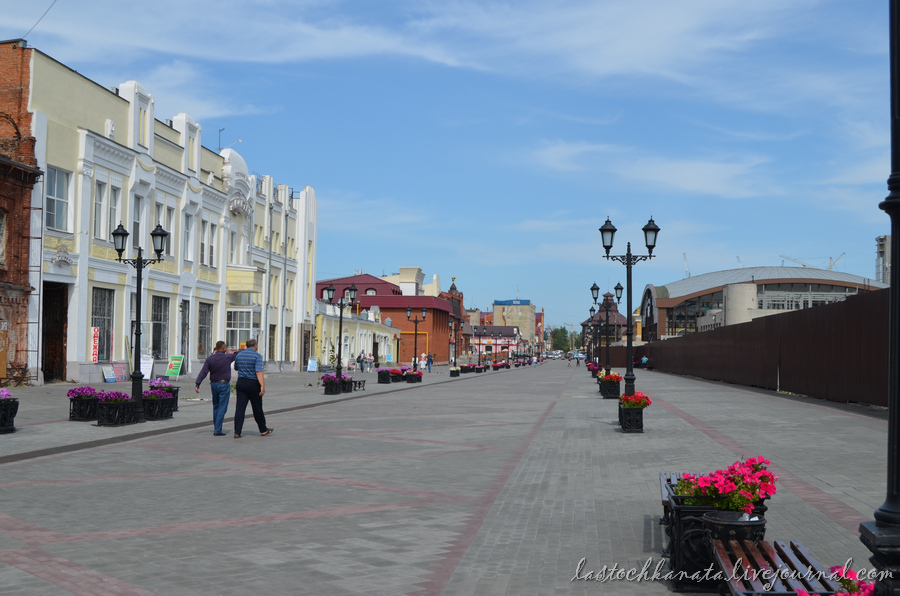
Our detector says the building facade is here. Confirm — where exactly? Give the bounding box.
[0,40,317,383]
[641,266,887,340]
[877,235,891,285]
[314,302,398,370]
[493,299,536,342]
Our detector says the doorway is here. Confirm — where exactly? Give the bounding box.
[42,282,68,382]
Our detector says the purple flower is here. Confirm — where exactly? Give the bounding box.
[0,388,13,400]
[142,389,172,399]
[67,386,97,399]
[97,391,131,403]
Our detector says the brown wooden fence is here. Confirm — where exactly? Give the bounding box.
[608,289,889,406]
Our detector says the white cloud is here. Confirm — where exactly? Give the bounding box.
[532,140,625,171]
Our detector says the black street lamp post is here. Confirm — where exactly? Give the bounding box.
[591,282,622,376]
[600,217,660,396]
[448,320,453,367]
[407,306,427,372]
[325,283,357,391]
[111,222,170,423]
[860,4,900,591]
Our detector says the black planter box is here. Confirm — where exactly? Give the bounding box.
[620,405,644,433]
[599,380,621,399]
[0,398,18,433]
[323,383,341,395]
[168,387,179,411]
[341,380,354,393]
[377,371,391,384]
[69,397,99,421]
[406,375,417,383]
[390,374,403,382]
[97,401,137,427]
[663,484,768,592]
[450,370,460,377]
[143,397,175,420]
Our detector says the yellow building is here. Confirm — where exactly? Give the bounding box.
[314,303,399,371]
[7,40,318,383]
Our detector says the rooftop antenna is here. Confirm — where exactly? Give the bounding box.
[736,256,743,268]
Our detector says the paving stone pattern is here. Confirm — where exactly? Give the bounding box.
[0,362,889,595]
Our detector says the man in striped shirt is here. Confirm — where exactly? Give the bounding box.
[232,338,273,438]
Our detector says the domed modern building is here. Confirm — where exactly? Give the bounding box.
[639,266,887,341]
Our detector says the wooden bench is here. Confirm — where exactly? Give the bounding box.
[711,539,844,595]
[353,380,366,391]
[659,471,684,560]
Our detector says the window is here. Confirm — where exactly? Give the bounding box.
[108,187,120,240]
[188,136,196,171]
[46,167,68,231]
[183,214,193,261]
[165,207,174,255]
[0,211,6,266]
[366,289,376,296]
[284,327,292,361]
[132,195,142,248]
[92,288,114,361]
[209,224,217,267]
[151,296,169,360]
[226,310,252,349]
[94,182,106,238]
[229,231,236,263]
[139,107,147,146]
[200,220,207,265]
[198,302,213,357]
[269,324,277,361]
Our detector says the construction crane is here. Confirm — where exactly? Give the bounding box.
[827,253,845,270]
[683,253,690,278]
[780,254,814,268]
[736,256,743,268]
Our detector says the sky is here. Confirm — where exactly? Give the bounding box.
[0,0,892,328]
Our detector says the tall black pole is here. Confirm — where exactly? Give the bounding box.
[412,319,419,372]
[604,303,611,377]
[860,4,900,592]
[131,246,145,422]
[624,242,635,396]
[336,304,345,388]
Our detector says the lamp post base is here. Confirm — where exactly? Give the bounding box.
[860,521,900,594]
[131,372,146,423]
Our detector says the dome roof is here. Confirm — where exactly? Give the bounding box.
[221,148,248,179]
[656,266,886,300]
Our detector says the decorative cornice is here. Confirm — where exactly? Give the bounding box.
[50,244,74,266]
[228,191,253,217]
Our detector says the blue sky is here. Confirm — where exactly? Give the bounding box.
[1,0,891,328]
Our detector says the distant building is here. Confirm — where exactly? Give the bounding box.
[877,235,891,285]
[493,299,536,342]
[641,266,887,340]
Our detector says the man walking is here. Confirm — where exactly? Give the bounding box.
[233,338,273,439]
[195,340,239,436]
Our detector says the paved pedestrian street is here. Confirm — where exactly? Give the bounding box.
[0,362,888,595]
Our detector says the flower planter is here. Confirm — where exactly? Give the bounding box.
[390,373,403,383]
[0,398,18,433]
[377,371,391,384]
[475,368,484,373]
[341,379,354,392]
[664,486,768,592]
[406,375,417,384]
[323,382,341,395]
[69,397,99,421]
[143,397,175,420]
[591,370,598,378]
[416,375,422,383]
[168,387,179,411]
[97,401,137,427]
[619,405,644,433]
[449,369,460,377]
[599,380,621,399]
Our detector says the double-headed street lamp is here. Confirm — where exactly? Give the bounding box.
[591,281,623,376]
[111,222,170,423]
[448,320,454,367]
[407,306,427,372]
[325,283,357,390]
[599,217,660,396]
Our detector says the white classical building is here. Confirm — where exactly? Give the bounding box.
[6,40,317,383]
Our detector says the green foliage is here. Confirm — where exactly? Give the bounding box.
[550,326,569,351]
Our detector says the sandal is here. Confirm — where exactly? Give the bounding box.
[260,428,274,436]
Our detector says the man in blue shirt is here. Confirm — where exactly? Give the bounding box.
[232,338,273,438]
[195,340,240,436]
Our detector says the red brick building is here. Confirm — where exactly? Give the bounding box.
[316,273,461,366]
[0,40,41,379]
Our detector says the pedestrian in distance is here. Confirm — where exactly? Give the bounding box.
[195,340,241,436]
[232,338,273,439]
[427,353,433,373]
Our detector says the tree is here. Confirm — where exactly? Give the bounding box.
[550,326,569,351]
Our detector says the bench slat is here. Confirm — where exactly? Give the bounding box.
[712,539,746,593]
[790,540,843,592]
[728,540,769,593]
[757,541,809,592]
[742,540,788,593]
[774,540,831,594]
